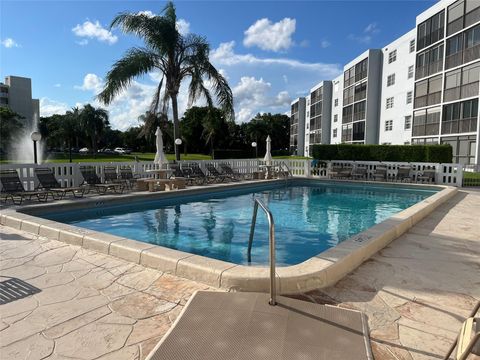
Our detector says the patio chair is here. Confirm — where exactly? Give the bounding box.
[169,164,198,186]
[373,165,388,181]
[206,163,231,182]
[79,166,124,194]
[416,168,436,183]
[187,163,215,184]
[0,169,50,205]
[351,166,367,180]
[219,163,247,180]
[34,168,85,199]
[444,301,479,360]
[395,166,412,182]
[119,166,139,189]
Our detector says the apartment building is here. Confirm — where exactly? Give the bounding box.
[0,76,40,126]
[304,81,332,156]
[330,74,344,145]
[341,50,383,144]
[379,29,417,145]
[412,0,480,164]
[289,97,306,156]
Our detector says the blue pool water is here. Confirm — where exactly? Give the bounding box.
[43,182,437,266]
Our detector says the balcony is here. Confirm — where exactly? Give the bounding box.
[414,91,441,108]
[445,52,463,69]
[425,123,440,136]
[415,60,443,80]
[442,117,478,134]
[447,18,463,36]
[465,7,480,28]
[444,82,479,102]
[353,111,366,121]
[343,96,353,106]
[464,43,480,64]
[354,91,366,102]
[446,44,480,70]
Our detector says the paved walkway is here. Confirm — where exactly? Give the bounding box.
[0,226,213,359]
[0,189,479,359]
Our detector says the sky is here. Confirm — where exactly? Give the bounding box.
[1,0,436,130]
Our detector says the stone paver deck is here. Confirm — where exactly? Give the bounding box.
[1,189,479,359]
[0,226,213,359]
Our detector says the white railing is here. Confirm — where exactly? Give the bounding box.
[0,158,463,191]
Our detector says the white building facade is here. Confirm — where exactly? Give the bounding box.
[289,97,306,156]
[379,29,417,145]
[295,0,480,164]
[0,76,40,127]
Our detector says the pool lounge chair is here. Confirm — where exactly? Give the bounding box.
[79,166,124,194]
[187,163,215,184]
[103,166,127,192]
[0,169,50,205]
[206,163,231,182]
[169,164,198,186]
[395,166,412,182]
[34,167,85,199]
[119,166,139,189]
[351,166,368,180]
[219,163,247,180]
[373,165,388,181]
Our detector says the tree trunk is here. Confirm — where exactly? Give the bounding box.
[171,94,181,161]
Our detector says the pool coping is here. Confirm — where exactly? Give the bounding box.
[0,178,457,294]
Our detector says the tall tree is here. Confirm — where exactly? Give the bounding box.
[97,2,234,160]
[80,104,109,156]
[0,107,24,153]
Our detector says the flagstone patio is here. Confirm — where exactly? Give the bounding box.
[0,189,478,359]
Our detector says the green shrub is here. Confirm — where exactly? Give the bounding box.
[311,144,452,163]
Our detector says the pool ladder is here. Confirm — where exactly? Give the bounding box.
[248,198,277,306]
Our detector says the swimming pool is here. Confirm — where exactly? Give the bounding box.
[42,181,438,266]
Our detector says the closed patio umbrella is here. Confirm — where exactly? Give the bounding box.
[263,135,273,166]
[154,127,167,168]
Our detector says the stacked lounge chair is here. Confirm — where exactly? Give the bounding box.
[79,166,124,194]
[205,163,231,182]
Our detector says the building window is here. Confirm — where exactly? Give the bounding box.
[334,98,338,107]
[405,116,412,130]
[334,114,338,122]
[408,65,414,79]
[386,97,394,109]
[333,129,338,137]
[306,111,310,118]
[388,50,397,63]
[417,10,445,51]
[409,39,416,53]
[385,120,393,131]
[442,98,478,134]
[416,43,444,80]
[414,74,442,108]
[406,91,413,104]
[387,74,396,86]
[412,107,441,136]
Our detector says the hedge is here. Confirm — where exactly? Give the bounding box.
[311,144,452,163]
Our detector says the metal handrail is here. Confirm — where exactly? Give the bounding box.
[247,198,277,306]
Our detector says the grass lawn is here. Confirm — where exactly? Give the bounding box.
[0,152,310,163]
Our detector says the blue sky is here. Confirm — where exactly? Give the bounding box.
[1,0,435,130]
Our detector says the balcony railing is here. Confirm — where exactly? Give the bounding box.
[354,91,366,102]
[441,117,478,134]
[447,18,464,36]
[444,82,479,102]
[415,60,443,80]
[445,52,463,69]
[446,44,480,70]
[464,43,480,64]
[465,7,480,28]
[353,111,366,121]
[343,96,353,106]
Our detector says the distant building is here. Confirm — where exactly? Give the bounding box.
[304,81,332,156]
[0,76,40,126]
[290,97,306,156]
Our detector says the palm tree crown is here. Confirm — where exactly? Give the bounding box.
[97,2,234,160]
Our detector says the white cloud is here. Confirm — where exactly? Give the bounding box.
[40,98,70,117]
[53,83,61,88]
[232,76,291,122]
[1,38,20,48]
[75,73,103,92]
[282,75,288,84]
[76,39,89,46]
[243,18,296,52]
[349,22,380,44]
[176,19,190,36]
[137,10,154,17]
[72,20,118,45]
[211,41,340,77]
[320,40,331,48]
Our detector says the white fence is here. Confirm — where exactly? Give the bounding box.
[0,158,463,191]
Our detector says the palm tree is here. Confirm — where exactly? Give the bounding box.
[97,2,234,160]
[80,104,109,156]
[63,107,81,162]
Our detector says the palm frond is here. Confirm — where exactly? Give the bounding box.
[97,48,157,105]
